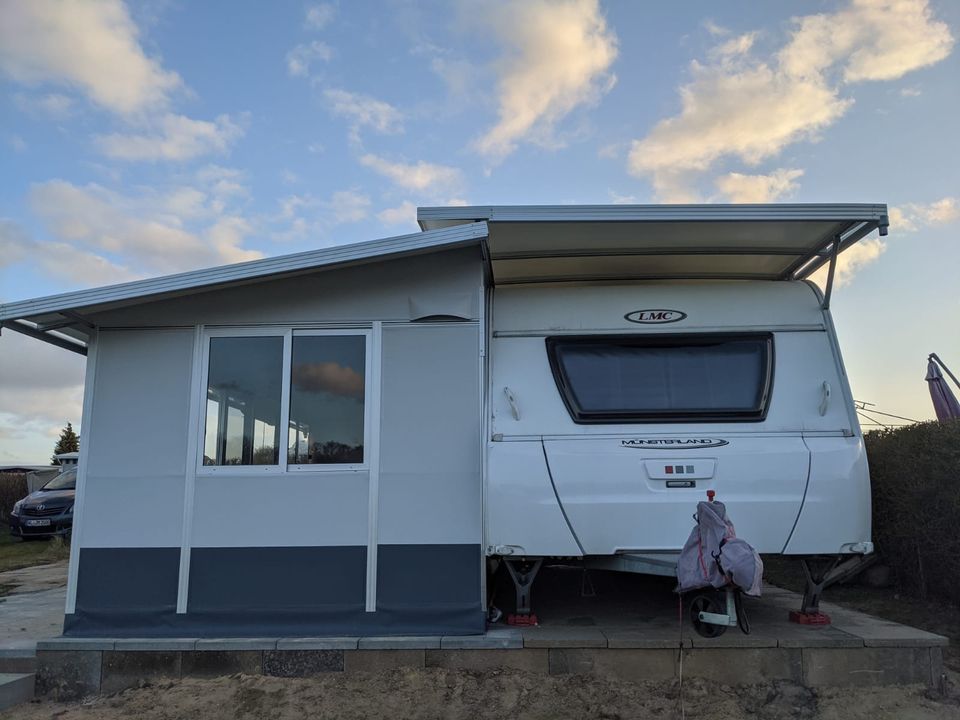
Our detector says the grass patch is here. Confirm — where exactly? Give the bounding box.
[0,529,70,574]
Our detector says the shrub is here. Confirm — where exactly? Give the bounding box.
[0,473,29,527]
[867,420,960,602]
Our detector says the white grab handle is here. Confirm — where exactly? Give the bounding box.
[503,386,521,420]
[819,381,831,416]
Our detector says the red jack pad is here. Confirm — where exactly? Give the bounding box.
[789,610,831,625]
[507,614,539,627]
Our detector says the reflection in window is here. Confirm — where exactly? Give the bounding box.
[203,336,283,465]
[288,335,366,464]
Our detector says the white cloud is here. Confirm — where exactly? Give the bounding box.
[473,0,618,161]
[377,201,418,227]
[0,219,31,268]
[359,154,462,192]
[899,86,922,97]
[305,3,336,30]
[286,41,333,77]
[1,218,137,286]
[609,192,639,204]
[13,92,75,119]
[1,1,249,164]
[7,134,27,152]
[28,180,262,276]
[196,165,249,203]
[326,190,371,224]
[94,113,245,162]
[324,89,403,140]
[629,0,954,200]
[270,189,371,241]
[810,193,958,288]
[710,32,757,60]
[890,197,959,231]
[0,0,181,115]
[0,332,86,465]
[810,237,886,289]
[430,56,478,99]
[629,62,849,200]
[36,241,140,286]
[715,168,804,203]
[780,0,953,83]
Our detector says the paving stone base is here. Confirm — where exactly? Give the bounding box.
[34,641,946,700]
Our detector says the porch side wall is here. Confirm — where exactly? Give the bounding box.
[64,247,485,637]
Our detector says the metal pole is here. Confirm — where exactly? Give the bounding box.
[821,236,840,311]
[930,353,960,390]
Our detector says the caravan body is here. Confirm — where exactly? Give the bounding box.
[486,281,871,561]
[416,203,886,570]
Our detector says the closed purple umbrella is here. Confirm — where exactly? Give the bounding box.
[926,355,960,421]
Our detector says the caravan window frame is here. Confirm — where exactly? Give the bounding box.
[196,327,373,475]
[546,332,775,424]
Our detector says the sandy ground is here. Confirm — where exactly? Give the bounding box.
[5,669,960,720]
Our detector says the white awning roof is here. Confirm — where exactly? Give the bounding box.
[418,204,888,285]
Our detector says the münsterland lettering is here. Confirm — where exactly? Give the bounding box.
[621,438,729,449]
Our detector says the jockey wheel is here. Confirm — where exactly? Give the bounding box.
[689,592,728,638]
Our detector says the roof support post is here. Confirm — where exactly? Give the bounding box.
[821,235,841,311]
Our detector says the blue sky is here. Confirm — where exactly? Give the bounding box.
[0,0,958,463]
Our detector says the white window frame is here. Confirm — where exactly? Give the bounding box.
[195,326,372,475]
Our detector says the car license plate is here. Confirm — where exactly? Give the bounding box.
[25,519,51,527]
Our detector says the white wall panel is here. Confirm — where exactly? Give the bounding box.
[81,476,186,547]
[377,325,481,545]
[190,473,369,547]
[80,329,194,547]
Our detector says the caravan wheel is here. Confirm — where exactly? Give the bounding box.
[689,593,727,638]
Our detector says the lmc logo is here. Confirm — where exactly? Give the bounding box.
[624,309,687,324]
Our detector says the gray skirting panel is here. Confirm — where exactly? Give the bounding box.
[64,544,484,637]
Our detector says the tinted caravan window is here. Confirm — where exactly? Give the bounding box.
[547,334,773,423]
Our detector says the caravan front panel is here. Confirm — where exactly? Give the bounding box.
[487,281,871,559]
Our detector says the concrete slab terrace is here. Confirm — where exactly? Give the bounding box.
[14,565,948,701]
[0,561,67,658]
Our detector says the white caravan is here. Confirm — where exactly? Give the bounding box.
[418,204,886,617]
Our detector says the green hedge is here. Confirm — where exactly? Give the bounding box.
[0,473,29,527]
[867,420,960,602]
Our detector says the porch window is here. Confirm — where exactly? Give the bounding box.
[200,329,370,470]
[287,334,366,465]
[203,336,283,465]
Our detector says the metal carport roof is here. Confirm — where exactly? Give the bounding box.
[417,204,888,285]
